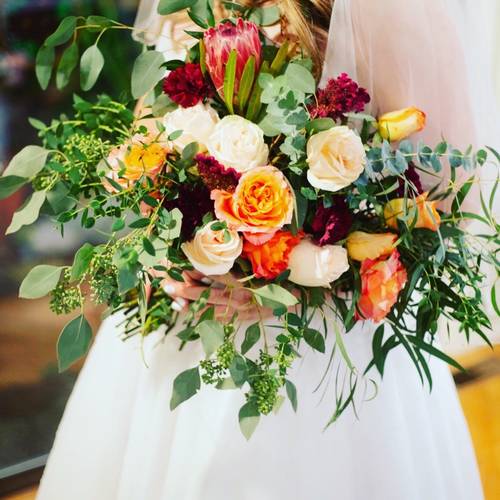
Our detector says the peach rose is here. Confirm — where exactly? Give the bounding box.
[347,231,397,262]
[287,238,349,287]
[378,107,426,142]
[306,126,366,192]
[211,166,294,242]
[181,222,243,276]
[104,134,167,193]
[384,192,441,231]
[242,230,303,280]
[356,250,407,323]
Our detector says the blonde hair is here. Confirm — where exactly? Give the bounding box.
[236,0,333,75]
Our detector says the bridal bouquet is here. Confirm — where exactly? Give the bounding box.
[2,3,498,437]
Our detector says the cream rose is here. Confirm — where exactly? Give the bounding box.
[207,115,269,173]
[164,102,219,152]
[181,222,243,276]
[306,126,366,192]
[287,239,349,287]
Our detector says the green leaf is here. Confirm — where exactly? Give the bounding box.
[0,176,27,200]
[19,265,63,299]
[71,243,94,281]
[252,284,298,308]
[241,322,261,354]
[56,42,79,89]
[303,328,325,353]
[170,367,201,410]
[117,267,139,294]
[45,16,76,47]
[158,0,197,15]
[238,401,260,440]
[35,45,55,90]
[238,56,256,112]
[57,315,92,372]
[46,183,76,213]
[112,219,125,231]
[223,49,238,114]
[249,6,281,26]
[306,118,335,134]
[131,50,165,99]
[229,355,248,387]
[284,62,315,94]
[197,320,225,357]
[285,379,298,412]
[142,237,156,256]
[80,45,105,91]
[152,94,177,117]
[3,145,49,178]
[6,190,46,235]
[86,15,115,29]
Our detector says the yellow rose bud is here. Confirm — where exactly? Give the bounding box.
[347,231,397,262]
[384,192,441,231]
[378,107,426,142]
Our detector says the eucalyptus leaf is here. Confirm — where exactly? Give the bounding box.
[56,42,79,89]
[249,6,281,26]
[198,320,225,357]
[131,50,165,99]
[158,0,197,15]
[170,367,201,410]
[238,401,260,440]
[3,145,49,178]
[35,45,55,90]
[19,265,64,299]
[80,45,105,91]
[45,16,76,47]
[0,176,27,200]
[229,355,248,387]
[6,190,46,235]
[241,322,260,354]
[57,315,93,372]
[284,63,315,94]
[71,243,95,281]
[252,284,298,308]
[152,94,177,117]
[285,379,298,412]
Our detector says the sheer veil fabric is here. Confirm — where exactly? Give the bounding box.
[36,1,491,499]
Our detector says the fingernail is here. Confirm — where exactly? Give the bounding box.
[200,277,213,285]
[173,297,187,310]
[171,301,183,312]
[163,283,176,295]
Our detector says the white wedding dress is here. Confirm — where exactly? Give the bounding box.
[37,1,497,499]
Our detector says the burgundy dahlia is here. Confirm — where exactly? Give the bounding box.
[203,19,262,97]
[163,63,212,108]
[311,197,353,246]
[309,73,371,121]
[396,162,424,197]
[195,154,241,192]
[163,184,214,239]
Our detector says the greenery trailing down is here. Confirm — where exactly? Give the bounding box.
[3,4,498,439]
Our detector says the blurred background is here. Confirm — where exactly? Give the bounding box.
[0,1,499,499]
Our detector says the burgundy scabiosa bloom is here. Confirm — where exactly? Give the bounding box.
[309,73,371,121]
[195,154,241,192]
[203,19,262,96]
[396,162,424,197]
[163,184,214,239]
[311,197,353,246]
[163,63,212,108]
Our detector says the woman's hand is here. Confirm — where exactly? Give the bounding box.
[162,271,272,321]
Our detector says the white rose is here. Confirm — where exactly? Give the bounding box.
[306,126,366,192]
[287,239,349,287]
[207,115,269,173]
[164,102,219,152]
[181,222,243,276]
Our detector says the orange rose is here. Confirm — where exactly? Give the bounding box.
[347,231,397,261]
[356,250,407,323]
[378,107,426,142]
[105,134,167,192]
[384,192,441,231]
[211,166,294,241]
[242,231,303,280]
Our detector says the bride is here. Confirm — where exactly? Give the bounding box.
[36,1,494,499]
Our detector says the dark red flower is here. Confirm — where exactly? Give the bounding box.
[309,73,371,121]
[163,184,214,239]
[311,197,353,246]
[195,154,241,192]
[163,63,212,108]
[396,162,424,197]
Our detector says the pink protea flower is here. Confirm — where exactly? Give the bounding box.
[203,19,262,97]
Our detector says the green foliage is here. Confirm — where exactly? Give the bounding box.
[19,265,64,299]
[57,315,93,372]
[170,367,201,410]
[131,50,165,99]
